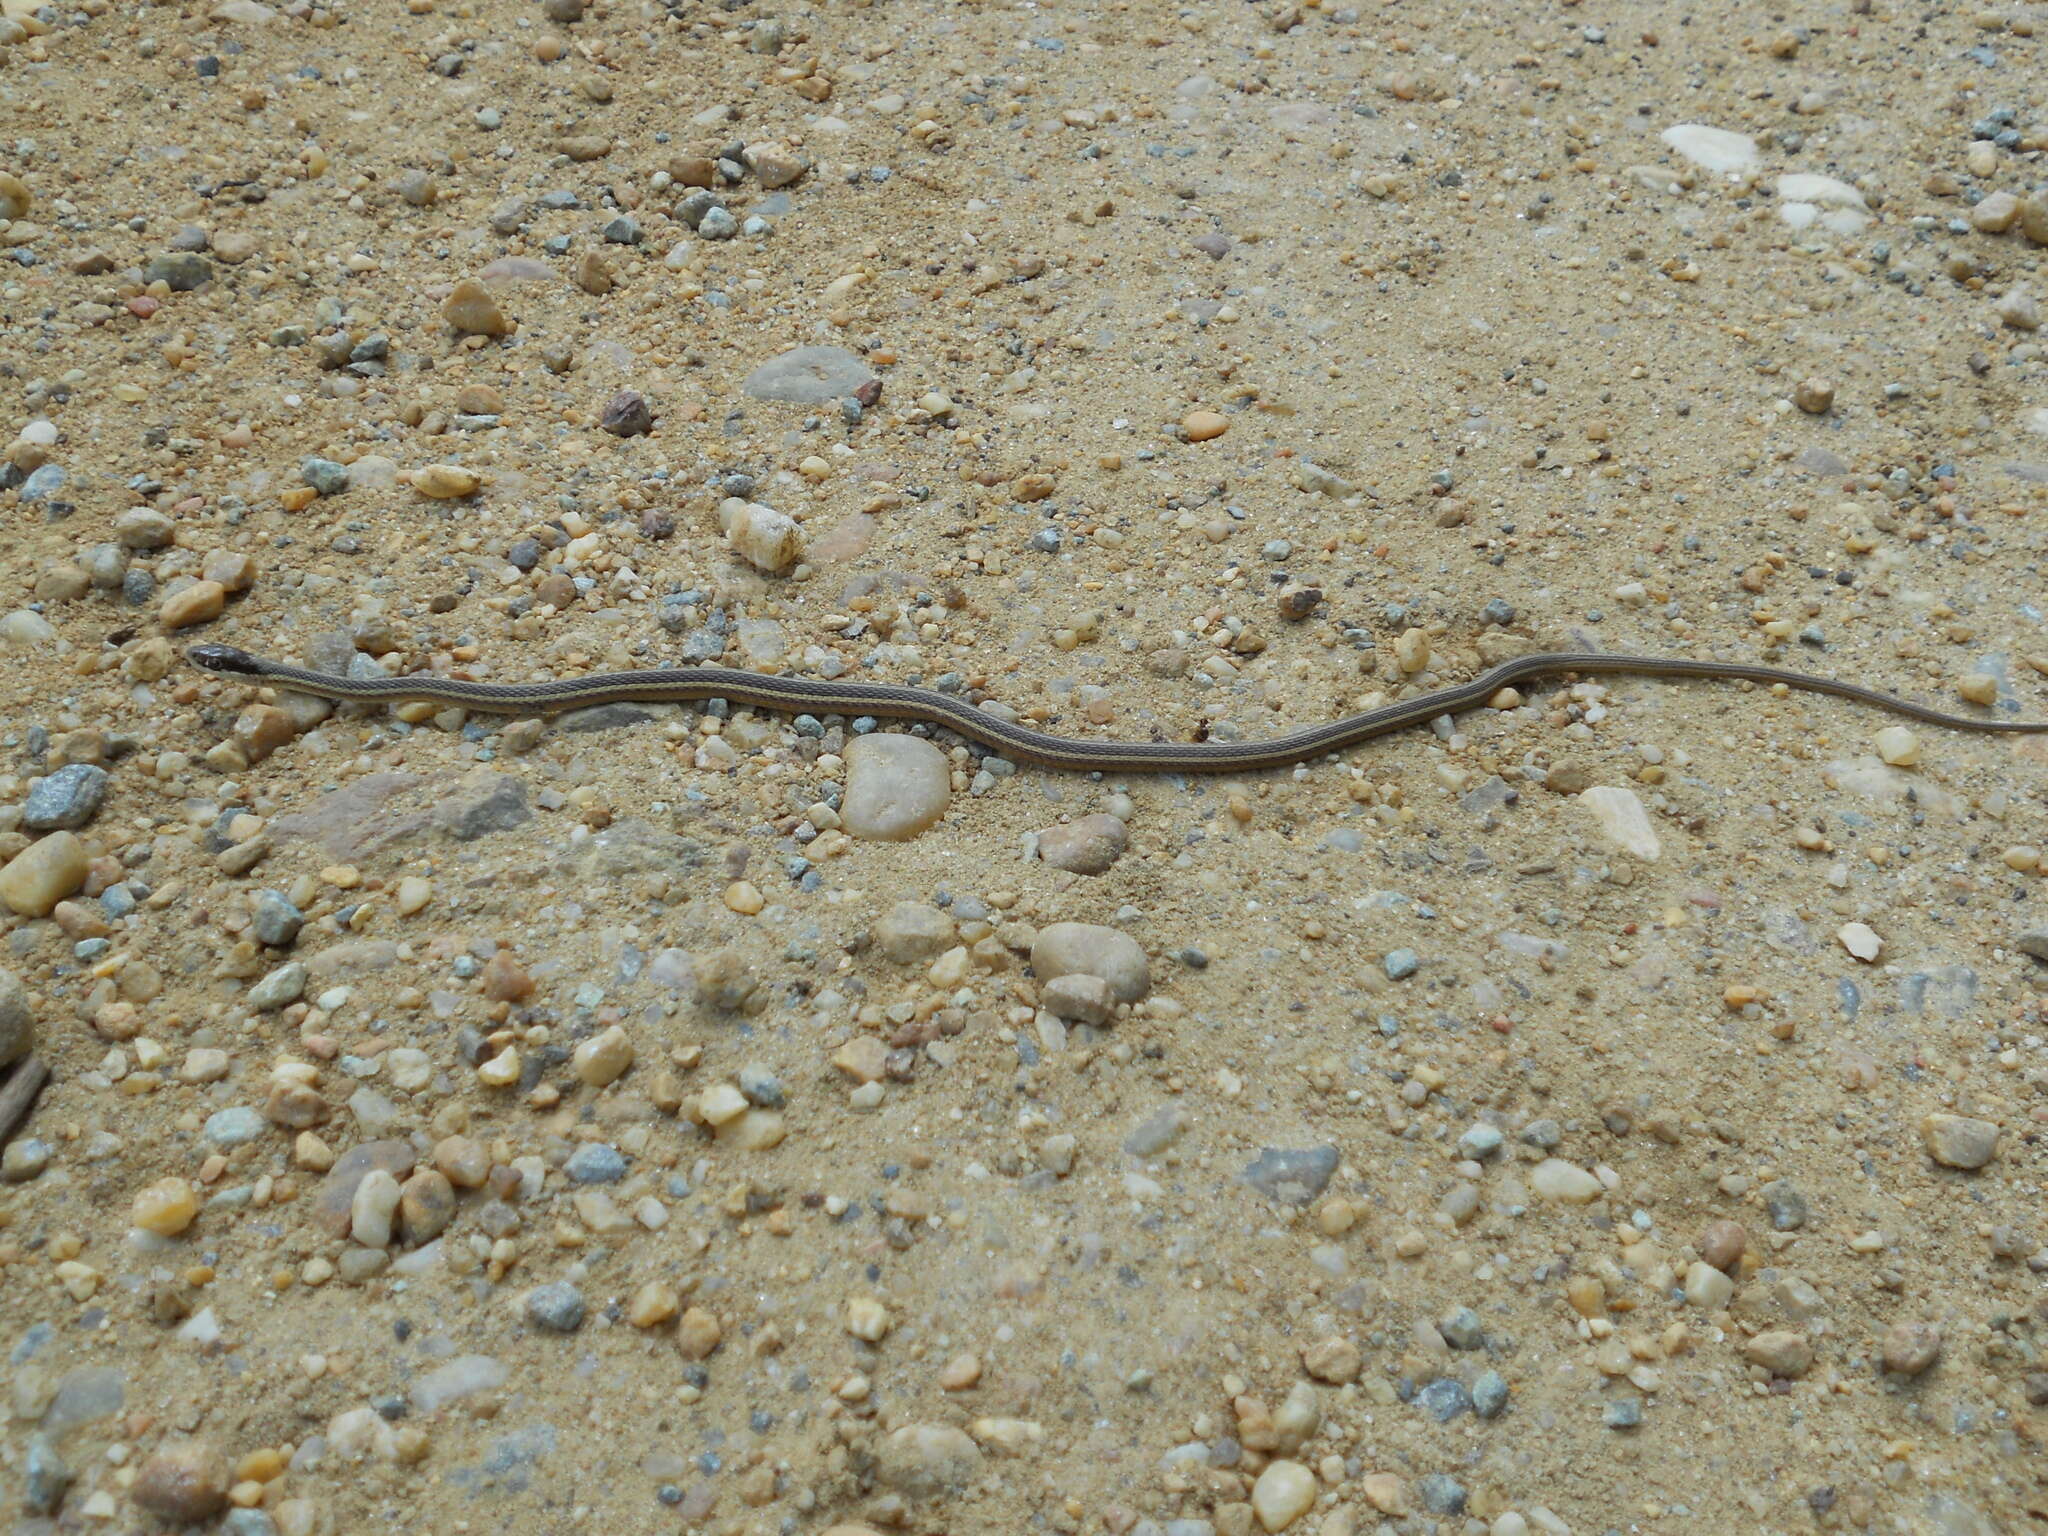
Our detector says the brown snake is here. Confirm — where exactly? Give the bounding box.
[188,644,2048,773]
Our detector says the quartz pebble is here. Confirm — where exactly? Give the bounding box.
[1578,786,1661,861]
[1874,725,1920,767]
[1660,123,1758,172]
[1881,1321,1941,1377]
[1529,1159,1603,1203]
[1251,1460,1317,1531]
[840,733,950,840]
[721,498,806,573]
[1743,1330,1814,1377]
[133,1176,199,1237]
[1837,922,1882,962]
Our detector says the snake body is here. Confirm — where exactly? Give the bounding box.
[187,643,2048,774]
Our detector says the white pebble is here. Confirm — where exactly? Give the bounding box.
[1577,786,1661,862]
[1836,922,1883,962]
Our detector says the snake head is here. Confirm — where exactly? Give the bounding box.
[187,644,265,676]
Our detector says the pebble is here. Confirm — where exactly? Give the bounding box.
[1241,1145,1339,1204]
[1529,1159,1603,1203]
[1031,922,1149,1001]
[1761,1179,1808,1231]
[443,278,513,336]
[742,346,876,404]
[1883,1321,1942,1376]
[1921,1113,1999,1169]
[204,1106,267,1149]
[1874,725,1920,767]
[1250,1460,1317,1531]
[1695,1219,1747,1272]
[160,580,226,629]
[349,1167,401,1247]
[251,891,304,947]
[874,901,956,962]
[1743,1330,1814,1377]
[1472,1371,1509,1419]
[411,1355,507,1414]
[1416,1476,1466,1516]
[1182,410,1228,441]
[23,1436,69,1515]
[1578,786,1661,861]
[301,457,350,496]
[721,498,806,573]
[840,733,950,840]
[1684,1260,1735,1310]
[874,1423,984,1499]
[1660,123,1758,172]
[1382,947,1420,980]
[1040,973,1114,1024]
[1793,377,1834,414]
[565,1143,626,1183]
[526,1281,587,1332]
[1837,922,1883,962]
[143,251,214,291]
[1035,814,1128,874]
[2023,194,2048,246]
[572,1024,635,1086]
[414,465,481,499]
[0,967,33,1068]
[249,962,307,1011]
[25,764,108,831]
[3,1138,50,1181]
[133,1440,229,1522]
[600,389,654,436]
[133,1176,199,1237]
[0,832,89,917]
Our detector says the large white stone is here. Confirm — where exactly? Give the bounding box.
[1578,786,1661,861]
[840,733,950,840]
[1660,124,1758,174]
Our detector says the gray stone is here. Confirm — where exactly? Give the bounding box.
[737,1066,784,1107]
[20,464,66,503]
[437,774,530,840]
[696,206,738,240]
[1762,1179,1808,1231]
[223,1509,280,1536]
[564,1144,626,1183]
[203,1107,267,1149]
[1519,1117,1562,1149]
[247,962,306,1011]
[24,764,109,831]
[1456,1122,1503,1161]
[1416,1475,1467,1516]
[2019,930,2048,964]
[599,389,653,436]
[1241,1145,1339,1205]
[1031,922,1148,1002]
[1124,1105,1188,1157]
[1417,1378,1470,1422]
[556,703,652,733]
[1383,947,1420,980]
[24,1435,70,1514]
[302,457,350,495]
[0,967,33,1069]
[741,345,877,405]
[1472,1370,1509,1418]
[40,1366,124,1433]
[2,1138,49,1181]
[1604,1397,1643,1429]
[144,252,214,291]
[1439,1307,1485,1349]
[526,1281,587,1332]
[251,891,304,947]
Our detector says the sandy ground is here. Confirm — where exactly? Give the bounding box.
[3,0,2048,1533]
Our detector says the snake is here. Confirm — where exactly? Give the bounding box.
[187,643,2048,774]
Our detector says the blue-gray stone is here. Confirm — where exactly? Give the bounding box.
[738,1066,784,1107]
[1383,948,1420,979]
[1604,1397,1643,1429]
[1439,1307,1485,1349]
[525,1281,586,1332]
[697,206,738,240]
[564,1144,625,1184]
[144,251,213,291]
[1456,1122,1504,1161]
[1240,1144,1338,1204]
[24,1435,69,1514]
[203,1106,267,1149]
[1417,1378,1470,1422]
[1472,1370,1509,1418]
[24,763,109,831]
[1417,1475,1467,1515]
[21,464,65,502]
[302,457,350,495]
[251,891,304,948]
[224,1509,280,1536]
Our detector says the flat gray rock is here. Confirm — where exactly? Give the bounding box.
[741,346,874,404]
